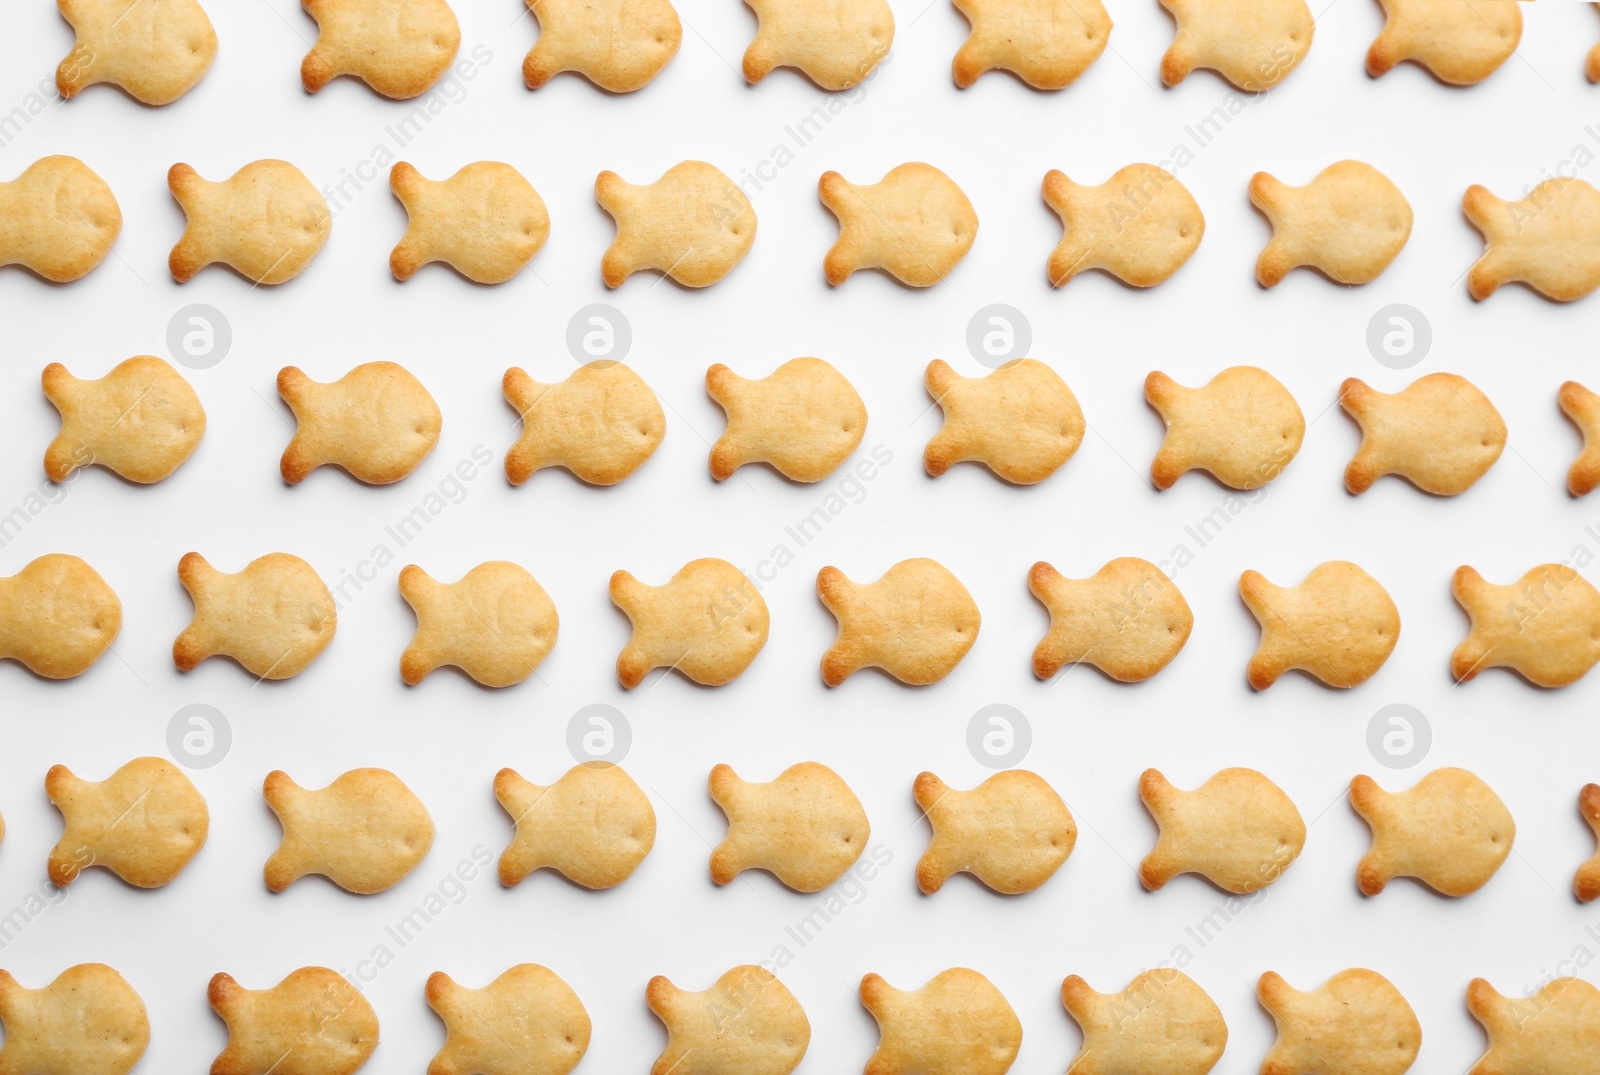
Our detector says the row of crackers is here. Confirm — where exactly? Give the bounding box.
[3,957,1588,1075]
[2,752,1596,1070]
[8,151,1597,298]
[12,756,1600,898]
[5,548,1598,688]
[37,354,1600,494]
[44,0,1597,102]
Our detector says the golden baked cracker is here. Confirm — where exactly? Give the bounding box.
[597,162,755,287]
[1061,969,1226,1075]
[1367,0,1520,85]
[1577,784,1600,902]
[1044,165,1203,288]
[264,767,434,894]
[1341,373,1505,495]
[427,965,591,1075]
[1250,161,1412,286]
[1591,8,1600,84]
[1139,767,1305,893]
[524,0,680,91]
[504,362,665,486]
[924,359,1084,484]
[818,558,979,686]
[495,762,656,889]
[611,558,768,688]
[391,161,549,283]
[913,769,1075,895]
[57,0,217,104]
[0,554,121,680]
[649,966,810,1075]
[1146,366,1303,490]
[1028,558,1192,682]
[1451,564,1600,687]
[169,160,330,284]
[951,0,1110,89]
[1351,767,1514,897]
[709,761,869,892]
[1559,380,1600,496]
[1468,977,1600,1075]
[1464,179,1600,302]
[820,163,977,287]
[0,156,121,283]
[1159,0,1313,89]
[278,361,442,485]
[707,358,866,482]
[1258,969,1420,1075]
[174,551,335,679]
[743,0,893,89]
[43,356,205,483]
[301,0,460,98]
[860,968,1021,1075]
[1241,561,1399,689]
[47,756,208,888]
[399,561,558,687]
[0,964,149,1075]
[210,967,378,1075]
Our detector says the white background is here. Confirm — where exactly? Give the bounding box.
[1,0,1599,1072]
